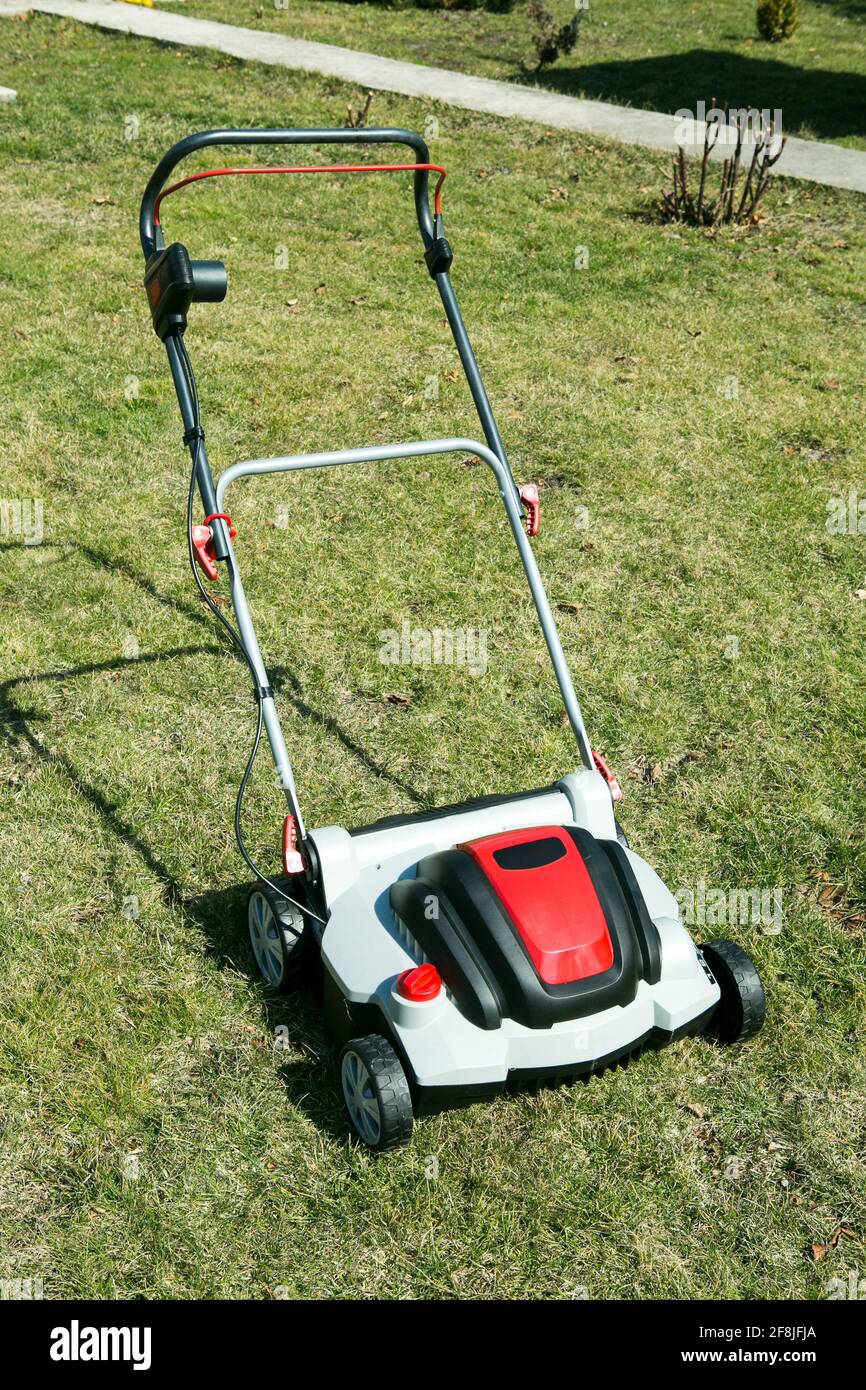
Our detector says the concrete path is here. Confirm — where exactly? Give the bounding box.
[7,0,866,194]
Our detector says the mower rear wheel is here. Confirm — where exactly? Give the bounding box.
[339,1035,414,1152]
[700,939,766,1044]
[247,886,305,993]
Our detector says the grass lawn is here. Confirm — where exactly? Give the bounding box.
[165,0,866,151]
[1,12,865,1299]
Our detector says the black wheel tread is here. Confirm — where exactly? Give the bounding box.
[247,885,305,994]
[700,939,766,1044]
[341,1034,414,1152]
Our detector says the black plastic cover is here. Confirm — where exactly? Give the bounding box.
[144,244,227,339]
[424,235,453,277]
[144,243,195,340]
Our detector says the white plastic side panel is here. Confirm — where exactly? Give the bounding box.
[557,768,618,839]
[381,973,718,1088]
[314,807,720,1089]
[626,849,681,921]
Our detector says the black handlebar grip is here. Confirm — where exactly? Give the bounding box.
[191,260,228,304]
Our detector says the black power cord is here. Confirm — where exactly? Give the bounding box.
[177,334,325,931]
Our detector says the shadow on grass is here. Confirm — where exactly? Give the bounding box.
[525,50,866,145]
[0,641,224,907]
[1,538,439,1142]
[0,539,428,903]
[183,879,347,1140]
[807,0,866,17]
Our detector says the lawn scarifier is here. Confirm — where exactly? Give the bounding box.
[139,125,766,1152]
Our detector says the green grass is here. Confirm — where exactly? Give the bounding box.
[165,0,866,150]
[1,12,865,1299]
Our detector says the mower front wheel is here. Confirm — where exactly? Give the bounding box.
[339,1035,414,1152]
[700,939,766,1044]
[247,885,305,993]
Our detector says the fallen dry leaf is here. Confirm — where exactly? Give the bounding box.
[811,1225,858,1262]
[627,756,665,785]
[803,868,866,936]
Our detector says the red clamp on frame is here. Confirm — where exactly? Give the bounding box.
[282,814,305,876]
[593,750,623,803]
[192,512,236,580]
[519,484,540,537]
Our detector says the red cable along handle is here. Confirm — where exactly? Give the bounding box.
[154,162,447,227]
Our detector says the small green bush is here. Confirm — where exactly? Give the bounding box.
[756,0,799,42]
[528,1,582,71]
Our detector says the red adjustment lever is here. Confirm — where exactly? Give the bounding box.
[191,513,236,581]
[282,814,305,876]
[519,483,540,537]
[192,524,218,580]
[593,750,623,803]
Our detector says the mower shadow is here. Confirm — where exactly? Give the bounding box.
[2,538,427,812]
[182,881,348,1141]
[2,538,427,1143]
[0,540,428,889]
[0,640,224,909]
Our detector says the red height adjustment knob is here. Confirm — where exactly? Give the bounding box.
[519,483,540,537]
[397,963,442,1002]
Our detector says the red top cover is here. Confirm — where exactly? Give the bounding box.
[460,825,614,986]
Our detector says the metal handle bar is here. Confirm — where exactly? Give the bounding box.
[215,438,593,771]
[139,127,435,258]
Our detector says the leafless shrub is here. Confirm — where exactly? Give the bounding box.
[658,102,786,228]
[345,92,374,129]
